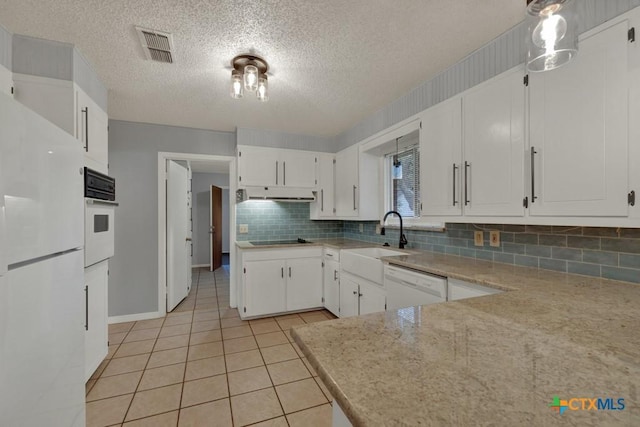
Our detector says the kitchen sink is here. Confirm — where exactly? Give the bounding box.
[341,247,405,285]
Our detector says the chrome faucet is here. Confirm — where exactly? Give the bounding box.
[380,210,408,249]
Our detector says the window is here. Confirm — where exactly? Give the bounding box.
[386,146,420,218]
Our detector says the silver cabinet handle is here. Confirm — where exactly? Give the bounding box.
[353,291,357,295]
[84,285,89,331]
[283,162,286,186]
[334,270,338,281]
[453,163,458,206]
[530,147,537,203]
[275,161,279,185]
[321,189,324,211]
[353,185,357,210]
[281,267,284,278]
[289,267,292,278]
[464,161,470,206]
[82,107,89,152]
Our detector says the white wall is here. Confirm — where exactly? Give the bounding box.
[192,172,230,266]
[108,120,235,317]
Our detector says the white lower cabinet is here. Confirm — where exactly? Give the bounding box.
[84,260,109,382]
[323,257,340,316]
[339,272,386,318]
[0,64,13,97]
[240,247,323,319]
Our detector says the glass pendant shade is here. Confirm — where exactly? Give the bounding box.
[527,0,578,72]
[256,76,269,102]
[243,64,259,91]
[230,71,243,99]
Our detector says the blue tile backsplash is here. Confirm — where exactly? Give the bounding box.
[236,203,640,283]
[236,201,343,242]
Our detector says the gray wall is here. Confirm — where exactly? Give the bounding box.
[108,120,235,317]
[12,34,108,111]
[237,127,334,152]
[0,24,11,70]
[192,173,230,266]
[334,0,640,150]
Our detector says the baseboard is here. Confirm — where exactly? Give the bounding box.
[108,311,164,324]
[192,264,210,268]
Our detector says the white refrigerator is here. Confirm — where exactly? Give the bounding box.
[0,92,86,426]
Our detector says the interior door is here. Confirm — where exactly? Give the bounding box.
[210,185,223,271]
[167,160,190,312]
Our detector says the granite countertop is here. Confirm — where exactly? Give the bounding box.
[291,251,640,426]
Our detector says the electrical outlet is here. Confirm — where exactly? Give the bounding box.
[474,231,484,247]
[490,230,500,247]
[239,224,249,234]
[359,224,364,233]
[375,224,381,235]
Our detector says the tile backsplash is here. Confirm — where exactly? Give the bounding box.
[236,201,343,241]
[236,205,640,284]
[343,222,640,284]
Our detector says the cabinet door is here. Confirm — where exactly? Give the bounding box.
[420,97,463,216]
[85,260,109,381]
[280,151,317,188]
[312,154,336,218]
[323,259,340,316]
[79,90,109,174]
[238,147,279,187]
[338,276,359,318]
[358,281,386,315]
[243,260,286,317]
[286,257,323,311]
[0,64,13,97]
[463,66,525,217]
[335,145,359,217]
[529,21,629,217]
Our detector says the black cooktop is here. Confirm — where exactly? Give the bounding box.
[250,238,312,246]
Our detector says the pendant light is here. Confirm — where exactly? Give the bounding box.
[526,0,578,72]
[392,137,403,180]
[230,54,269,102]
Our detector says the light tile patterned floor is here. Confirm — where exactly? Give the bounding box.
[87,266,335,427]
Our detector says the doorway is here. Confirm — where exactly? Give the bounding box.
[158,152,237,318]
[210,185,223,271]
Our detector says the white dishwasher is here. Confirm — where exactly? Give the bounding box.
[384,264,447,310]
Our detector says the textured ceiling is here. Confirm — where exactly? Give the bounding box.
[0,1,524,137]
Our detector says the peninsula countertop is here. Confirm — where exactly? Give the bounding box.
[291,251,640,426]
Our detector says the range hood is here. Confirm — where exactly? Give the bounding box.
[237,187,316,202]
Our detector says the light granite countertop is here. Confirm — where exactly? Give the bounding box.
[291,251,640,426]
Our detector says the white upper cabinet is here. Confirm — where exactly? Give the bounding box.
[237,146,280,187]
[311,153,336,219]
[463,65,525,217]
[334,144,380,220]
[77,86,109,174]
[421,66,525,218]
[335,145,359,217]
[0,64,13,97]
[237,145,317,188]
[529,20,630,217]
[420,96,463,216]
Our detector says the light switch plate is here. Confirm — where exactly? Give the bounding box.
[474,231,484,247]
[490,230,500,247]
[359,224,364,233]
[375,224,381,235]
[239,224,249,234]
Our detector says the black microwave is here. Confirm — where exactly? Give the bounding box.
[84,167,116,201]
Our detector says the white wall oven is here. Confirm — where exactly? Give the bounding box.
[84,167,117,267]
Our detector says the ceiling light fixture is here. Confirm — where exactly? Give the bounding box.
[230,54,269,102]
[526,0,578,72]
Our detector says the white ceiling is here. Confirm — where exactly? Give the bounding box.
[0,1,524,137]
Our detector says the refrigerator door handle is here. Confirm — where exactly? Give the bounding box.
[84,285,89,331]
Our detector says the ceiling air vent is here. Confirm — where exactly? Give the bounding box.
[135,26,174,63]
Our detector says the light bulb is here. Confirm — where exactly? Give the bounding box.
[532,13,567,52]
[230,71,243,99]
[256,76,268,102]
[526,0,577,72]
[243,65,259,92]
